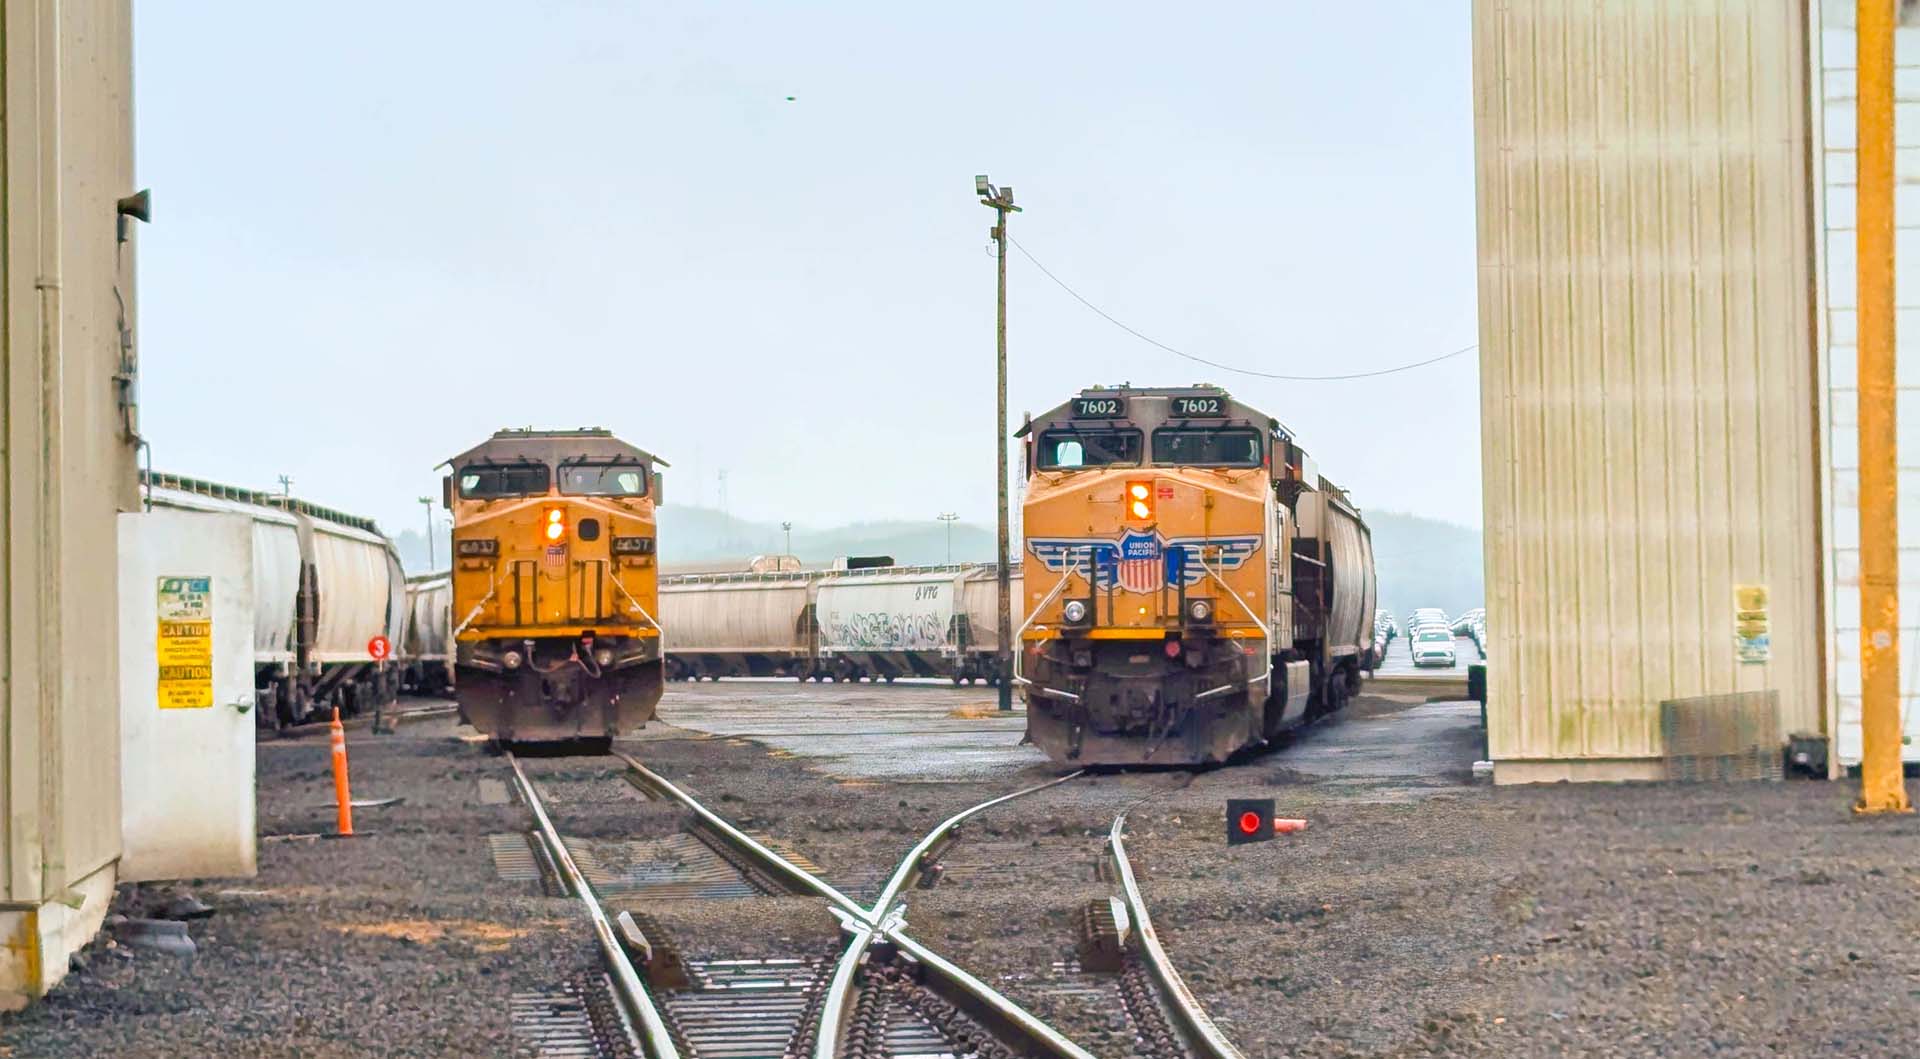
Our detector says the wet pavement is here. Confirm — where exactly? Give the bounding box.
[652,678,1043,781]
[654,678,1486,787]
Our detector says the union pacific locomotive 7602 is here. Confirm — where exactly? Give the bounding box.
[442,428,665,744]
[1016,385,1377,766]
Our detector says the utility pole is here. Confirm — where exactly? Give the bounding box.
[938,512,958,564]
[781,520,792,556]
[1855,0,1911,813]
[977,174,1020,711]
[418,496,436,570]
[277,474,293,505]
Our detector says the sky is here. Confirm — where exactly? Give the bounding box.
[131,2,1480,538]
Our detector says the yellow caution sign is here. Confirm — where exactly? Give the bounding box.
[157,575,213,709]
[1734,583,1769,664]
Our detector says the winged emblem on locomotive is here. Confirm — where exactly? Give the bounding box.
[1026,532,1262,593]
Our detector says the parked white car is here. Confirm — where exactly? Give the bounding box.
[1411,628,1458,667]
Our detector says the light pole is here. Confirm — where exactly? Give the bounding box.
[418,496,436,569]
[781,521,793,556]
[977,174,1020,711]
[938,512,958,564]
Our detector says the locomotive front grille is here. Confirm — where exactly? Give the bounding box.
[571,560,612,622]
[509,560,539,626]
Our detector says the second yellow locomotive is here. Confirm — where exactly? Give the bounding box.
[442,428,665,743]
[1017,385,1377,766]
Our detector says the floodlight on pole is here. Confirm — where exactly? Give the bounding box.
[977,173,1021,711]
[938,512,959,564]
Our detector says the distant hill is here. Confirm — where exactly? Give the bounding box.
[394,504,1486,621]
[658,506,997,568]
[1367,509,1485,618]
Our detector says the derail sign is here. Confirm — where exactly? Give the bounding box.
[156,575,214,709]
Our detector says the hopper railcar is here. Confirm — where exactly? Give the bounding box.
[442,429,666,743]
[398,572,454,695]
[659,562,1022,684]
[140,472,408,727]
[1016,384,1377,766]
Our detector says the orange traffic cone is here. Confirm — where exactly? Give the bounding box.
[329,707,354,836]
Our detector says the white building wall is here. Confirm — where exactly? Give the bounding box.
[1813,0,1920,765]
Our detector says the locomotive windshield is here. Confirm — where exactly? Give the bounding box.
[458,463,551,498]
[558,460,649,497]
[1152,428,1262,467]
[1037,428,1142,469]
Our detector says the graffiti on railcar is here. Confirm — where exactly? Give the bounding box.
[823,608,948,651]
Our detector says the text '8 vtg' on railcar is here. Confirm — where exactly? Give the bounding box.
[441,429,666,743]
[1017,385,1378,766]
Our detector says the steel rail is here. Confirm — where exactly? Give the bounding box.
[506,752,681,1059]
[815,771,1087,1059]
[612,749,871,920]
[1109,811,1244,1058]
[613,747,1099,1056]
[866,770,1085,921]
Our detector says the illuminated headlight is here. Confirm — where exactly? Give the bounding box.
[1187,599,1213,622]
[612,536,655,555]
[1062,600,1088,623]
[456,538,498,557]
[595,648,613,666]
[502,650,523,670]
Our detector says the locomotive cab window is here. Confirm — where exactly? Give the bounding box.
[458,463,551,498]
[558,461,649,497]
[1152,428,1262,467]
[1037,429,1142,469]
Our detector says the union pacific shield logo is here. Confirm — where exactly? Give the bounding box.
[1028,532,1261,593]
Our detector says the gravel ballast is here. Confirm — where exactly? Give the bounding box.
[2,688,1914,1057]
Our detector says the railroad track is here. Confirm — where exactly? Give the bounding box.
[504,748,1244,1058]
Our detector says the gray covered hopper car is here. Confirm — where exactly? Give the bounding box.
[661,562,1023,683]
[399,573,453,695]
[141,472,407,726]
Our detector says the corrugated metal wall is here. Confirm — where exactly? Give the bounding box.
[1,0,140,1005]
[1473,1,1823,779]
[1812,0,1920,765]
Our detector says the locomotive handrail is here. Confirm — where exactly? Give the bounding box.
[1009,557,1086,687]
[605,565,666,650]
[1198,553,1272,689]
[451,574,502,638]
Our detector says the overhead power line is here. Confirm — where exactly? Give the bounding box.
[1007,236,1477,382]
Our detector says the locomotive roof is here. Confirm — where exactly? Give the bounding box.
[443,428,667,468]
[1018,384,1296,439]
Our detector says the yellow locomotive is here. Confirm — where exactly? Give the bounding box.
[1016,385,1377,765]
[441,428,665,744]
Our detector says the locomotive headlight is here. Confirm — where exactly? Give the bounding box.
[1062,600,1088,624]
[1125,481,1154,521]
[595,648,613,666]
[456,537,498,557]
[1188,599,1213,622]
[544,507,566,541]
[502,649,523,670]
